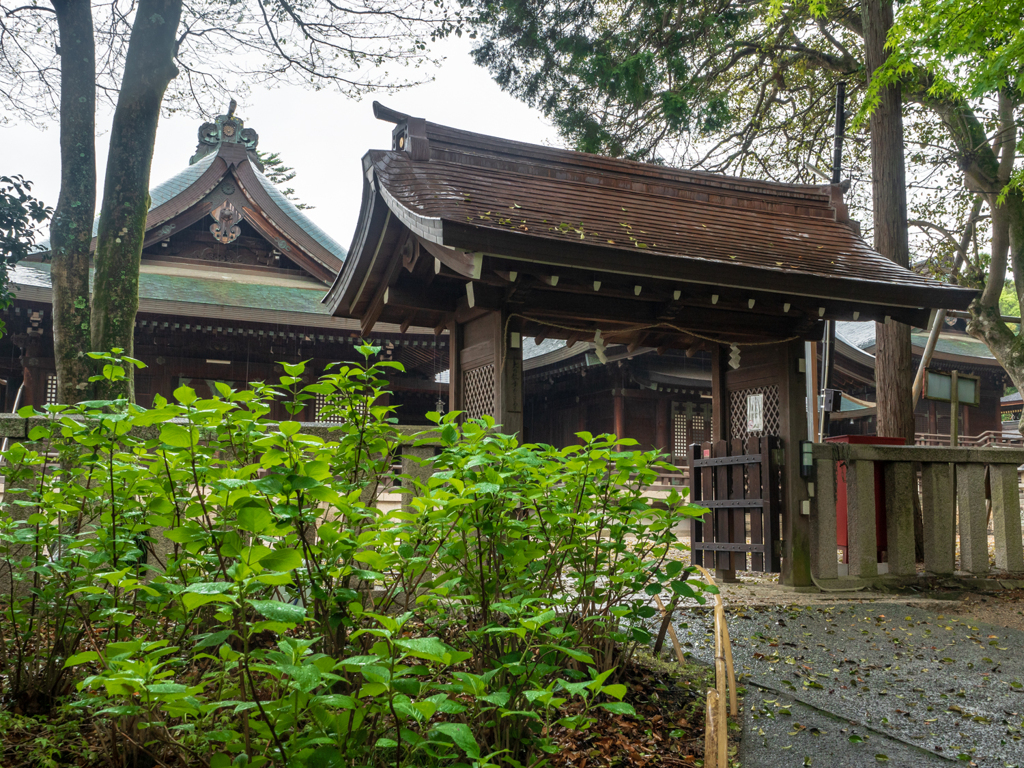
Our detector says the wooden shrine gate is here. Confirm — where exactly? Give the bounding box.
[688,436,783,573]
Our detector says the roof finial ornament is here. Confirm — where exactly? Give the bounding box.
[190,99,259,165]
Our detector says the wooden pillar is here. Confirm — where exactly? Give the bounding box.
[447,319,462,416]
[613,392,624,446]
[496,308,524,436]
[710,344,728,442]
[13,333,43,408]
[780,338,812,588]
[655,397,670,454]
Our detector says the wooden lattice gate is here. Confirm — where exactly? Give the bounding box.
[688,436,782,573]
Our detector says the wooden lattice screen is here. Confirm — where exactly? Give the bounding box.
[462,364,494,420]
[688,436,782,573]
[729,385,780,440]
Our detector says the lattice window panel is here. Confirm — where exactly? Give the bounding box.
[729,386,781,440]
[314,392,367,424]
[672,414,688,460]
[45,374,58,405]
[691,414,709,445]
[462,364,494,420]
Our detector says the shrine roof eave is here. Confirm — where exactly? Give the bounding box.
[325,184,976,342]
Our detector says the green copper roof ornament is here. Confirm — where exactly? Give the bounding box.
[190,98,261,167]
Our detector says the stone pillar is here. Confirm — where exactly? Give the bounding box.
[810,458,839,579]
[989,464,1024,572]
[883,462,916,576]
[956,463,988,574]
[780,339,812,587]
[846,459,878,578]
[920,462,955,575]
[400,444,436,509]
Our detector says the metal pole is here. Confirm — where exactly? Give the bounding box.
[913,309,945,407]
[832,82,847,184]
[950,370,959,447]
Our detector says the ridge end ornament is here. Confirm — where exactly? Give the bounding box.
[210,201,242,244]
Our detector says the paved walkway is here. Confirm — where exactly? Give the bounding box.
[674,590,1024,768]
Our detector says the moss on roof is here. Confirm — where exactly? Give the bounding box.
[10,261,330,316]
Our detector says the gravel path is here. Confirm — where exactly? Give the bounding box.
[671,595,1024,768]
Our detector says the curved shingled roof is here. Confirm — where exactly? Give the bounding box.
[251,166,347,266]
[36,114,347,282]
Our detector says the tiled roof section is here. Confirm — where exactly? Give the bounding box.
[369,148,966,300]
[251,168,348,265]
[911,330,995,361]
[1001,392,1021,404]
[836,321,997,362]
[10,261,331,316]
[835,321,877,351]
[524,337,567,359]
[149,152,219,213]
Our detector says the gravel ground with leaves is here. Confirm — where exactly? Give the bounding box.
[673,601,1024,767]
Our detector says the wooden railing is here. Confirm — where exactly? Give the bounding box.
[809,443,1024,580]
[915,431,1024,448]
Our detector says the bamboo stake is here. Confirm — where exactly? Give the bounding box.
[653,594,687,666]
[719,607,738,716]
[705,688,720,768]
[693,565,738,716]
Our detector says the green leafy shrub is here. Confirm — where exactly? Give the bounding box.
[0,347,708,767]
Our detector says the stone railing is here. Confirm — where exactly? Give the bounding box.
[808,443,1024,583]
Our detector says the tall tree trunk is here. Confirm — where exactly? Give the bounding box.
[964,89,1024,433]
[91,0,182,400]
[49,0,96,404]
[863,0,915,444]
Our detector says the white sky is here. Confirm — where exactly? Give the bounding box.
[0,37,560,251]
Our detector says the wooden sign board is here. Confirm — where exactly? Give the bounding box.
[923,369,980,406]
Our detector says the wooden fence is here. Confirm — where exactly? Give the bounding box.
[809,443,1024,581]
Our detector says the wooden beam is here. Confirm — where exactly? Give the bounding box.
[627,331,648,354]
[465,282,505,311]
[384,285,455,314]
[417,236,482,279]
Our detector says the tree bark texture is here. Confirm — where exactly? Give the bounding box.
[48,0,96,405]
[863,0,915,444]
[91,0,182,400]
